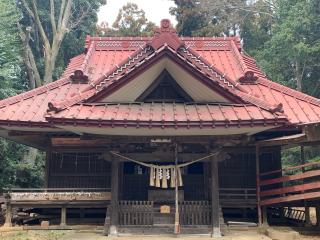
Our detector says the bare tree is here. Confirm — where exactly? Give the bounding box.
[18,0,91,88]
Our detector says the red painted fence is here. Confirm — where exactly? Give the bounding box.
[258,161,320,206]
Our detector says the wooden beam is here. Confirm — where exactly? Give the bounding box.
[260,181,320,197]
[109,156,119,236]
[60,207,67,226]
[316,207,320,226]
[260,170,320,186]
[51,137,111,147]
[45,152,50,188]
[174,143,180,235]
[211,159,221,237]
[257,133,306,147]
[301,146,311,226]
[4,202,12,227]
[256,146,262,226]
[304,124,320,141]
[261,191,320,206]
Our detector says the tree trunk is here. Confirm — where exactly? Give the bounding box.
[295,61,303,92]
[22,147,38,165]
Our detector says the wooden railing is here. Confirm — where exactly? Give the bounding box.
[259,162,320,206]
[8,187,110,192]
[118,201,153,226]
[179,201,211,225]
[220,188,256,207]
[5,188,111,202]
[284,207,306,222]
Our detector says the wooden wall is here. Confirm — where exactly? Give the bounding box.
[47,152,111,189]
[45,147,281,196]
[218,147,281,189]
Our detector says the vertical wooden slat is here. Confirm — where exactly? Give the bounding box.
[256,146,262,226]
[211,159,221,237]
[109,157,119,234]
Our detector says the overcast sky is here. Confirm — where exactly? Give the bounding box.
[97,0,177,27]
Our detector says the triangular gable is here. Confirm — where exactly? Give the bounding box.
[136,70,193,102]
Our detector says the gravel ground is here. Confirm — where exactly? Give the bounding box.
[0,227,319,240]
[0,230,271,240]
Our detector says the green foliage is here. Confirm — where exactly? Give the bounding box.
[0,140,45,190]
[0,0,105,190]
[0,1,46,191]
[169,0,207,36]
[0,0,27,98]
[19,0,104,82]
[111,3,155,37]
[255,0,320,94]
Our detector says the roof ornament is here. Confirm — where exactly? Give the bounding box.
[270,103,284,114]
[70,70,89,84]
[238,70,258,84]
[148,19,184,51]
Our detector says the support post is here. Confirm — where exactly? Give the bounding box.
[211,159,221,237]
[4,202,12,227]
[174,143,180,235]
[60,207,67,226]
[109,157,119,236]
[316,206,320,227]
[262,206,269,226]
[44,151,50,188]
[256,145,262,226]
[301,146,311,226]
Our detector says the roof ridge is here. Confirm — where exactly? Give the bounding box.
[47,44,153,112]
[258,78,320,106]
[69,41,96,83]
[229,41,261,83]
[0,77,70,109]
[180,46,246,91]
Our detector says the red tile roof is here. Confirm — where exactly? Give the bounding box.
[46,103,287,128]
[0,19,319,131]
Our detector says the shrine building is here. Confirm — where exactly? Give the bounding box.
[1,19,320,236]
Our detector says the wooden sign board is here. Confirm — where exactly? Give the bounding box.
[160,205,170,214]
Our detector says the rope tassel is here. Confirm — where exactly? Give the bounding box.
[155,168,161,187]
[149,167,155,186]
[162,169,168,188]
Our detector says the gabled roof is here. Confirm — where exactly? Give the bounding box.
[0,19,319,134]
[47,20,280,113]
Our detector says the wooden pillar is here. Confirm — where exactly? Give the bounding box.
[174,143,180,235]
[45,151,50,188]
[256,146,262,226]
[301,146,311,226]
[316,206,320,227]
[60,206,67,226]
[109,157,119,236]
[262,206,269,226]
[211,159,221,237]
[4,202,12,227]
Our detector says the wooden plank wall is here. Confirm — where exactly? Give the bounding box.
[218,147,281,189]
[47,152,111,188]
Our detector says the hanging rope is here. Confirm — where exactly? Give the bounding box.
[110,148,224,169]
[110,149,228,188]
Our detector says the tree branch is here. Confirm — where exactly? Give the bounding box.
[69,2,91,30]
[17,23,42,88]
[20,0,35,19]
[60,0,72,32]
[50,0,57,36]
[58,0,67,29]
[30,0,50,50]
